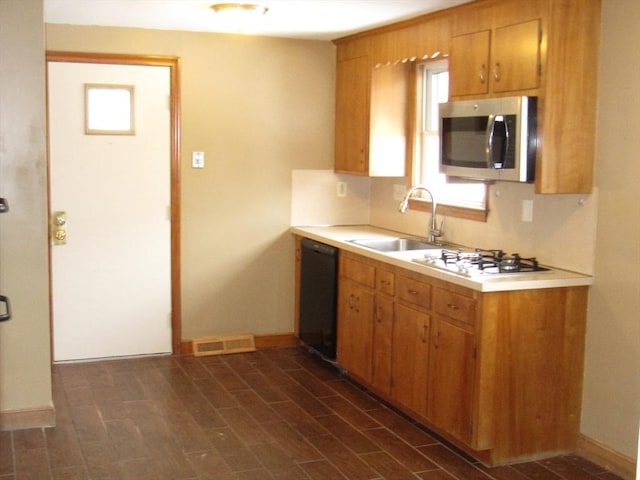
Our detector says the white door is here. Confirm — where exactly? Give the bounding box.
[48,62,172,361]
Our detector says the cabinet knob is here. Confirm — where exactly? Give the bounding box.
[447,303,460,311]
[479,63,486,84]
[493,62,501,82]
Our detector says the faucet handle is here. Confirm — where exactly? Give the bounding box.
[431,216,445,239]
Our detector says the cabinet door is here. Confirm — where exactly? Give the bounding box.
[492,19,541,93]
[371,293,394,395]
[335,56,369,174]
[449,30,490,97]
[337,278,374,382]
[392,304,430,417]
[368,62,409,177]
[427,317,476,445]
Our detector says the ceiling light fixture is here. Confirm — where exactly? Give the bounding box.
[210,3,268,16]
[210,3,269,34]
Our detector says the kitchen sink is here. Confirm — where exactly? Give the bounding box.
[349,238,441,252]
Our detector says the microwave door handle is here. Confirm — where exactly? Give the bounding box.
[486,114,496,168]
[503,117,510,166]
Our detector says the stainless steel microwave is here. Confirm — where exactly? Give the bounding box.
[439,96,537,182]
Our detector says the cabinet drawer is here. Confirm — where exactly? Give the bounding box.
[376,269,395,295]
[340,255,376,288]
[397,275,431,310]
[433,287,476,326]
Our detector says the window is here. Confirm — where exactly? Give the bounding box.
[411,61,488,221]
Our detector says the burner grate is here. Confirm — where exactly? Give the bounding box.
[438,248,548,274]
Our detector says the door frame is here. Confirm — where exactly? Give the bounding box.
[45,51,182,355]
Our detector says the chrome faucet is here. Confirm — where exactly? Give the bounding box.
[398,185,444,244]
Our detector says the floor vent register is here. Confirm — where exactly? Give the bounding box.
[192,334,256,356]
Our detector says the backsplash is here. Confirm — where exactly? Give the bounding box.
[291,169,371,226]
[369,178,597,275]
[290,171,596,274]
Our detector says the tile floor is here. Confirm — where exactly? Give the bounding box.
[0,347,625,479]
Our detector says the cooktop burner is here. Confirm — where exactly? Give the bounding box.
[414,248,551,277]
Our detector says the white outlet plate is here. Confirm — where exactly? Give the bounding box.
[521,199,533,222]
[337,181,347,197]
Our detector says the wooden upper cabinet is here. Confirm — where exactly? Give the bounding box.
[536,0,600,194]
[368,62,410,177]
[450,19,541,97]
[334,0,599,192]
[335,56,369,174]
[492,20,541,93]
[334,56,409,176]
[449,30,490,96]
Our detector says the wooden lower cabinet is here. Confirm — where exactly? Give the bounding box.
[391,303,429,418]
[371,293,393,394]
[336,277,374,383]
[427,317,476,446]
[334,249,588,466]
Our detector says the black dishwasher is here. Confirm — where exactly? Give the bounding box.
[299,238,338,360]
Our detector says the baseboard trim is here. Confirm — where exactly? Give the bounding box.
[180,333,298,355]
[0,406,56,431]
[254,333,298,349]
[576,433,637,480]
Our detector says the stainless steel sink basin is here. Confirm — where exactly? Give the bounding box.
[349,238,441,252]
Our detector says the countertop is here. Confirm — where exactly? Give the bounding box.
[291,225,593,293]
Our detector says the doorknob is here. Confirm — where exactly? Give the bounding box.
[51,211,67,245]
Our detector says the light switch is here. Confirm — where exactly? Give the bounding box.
[192,151,205,169]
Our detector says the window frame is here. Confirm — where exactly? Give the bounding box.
[406,60,489,223]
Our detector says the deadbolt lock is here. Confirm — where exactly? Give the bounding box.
[51,211,67,245]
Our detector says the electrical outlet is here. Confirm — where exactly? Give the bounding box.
[337,182,347,197]
[521,200,533,222]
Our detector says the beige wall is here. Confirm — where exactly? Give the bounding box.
[46,25,336,340]
[581,0,640,461]
[0,0,53,415]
